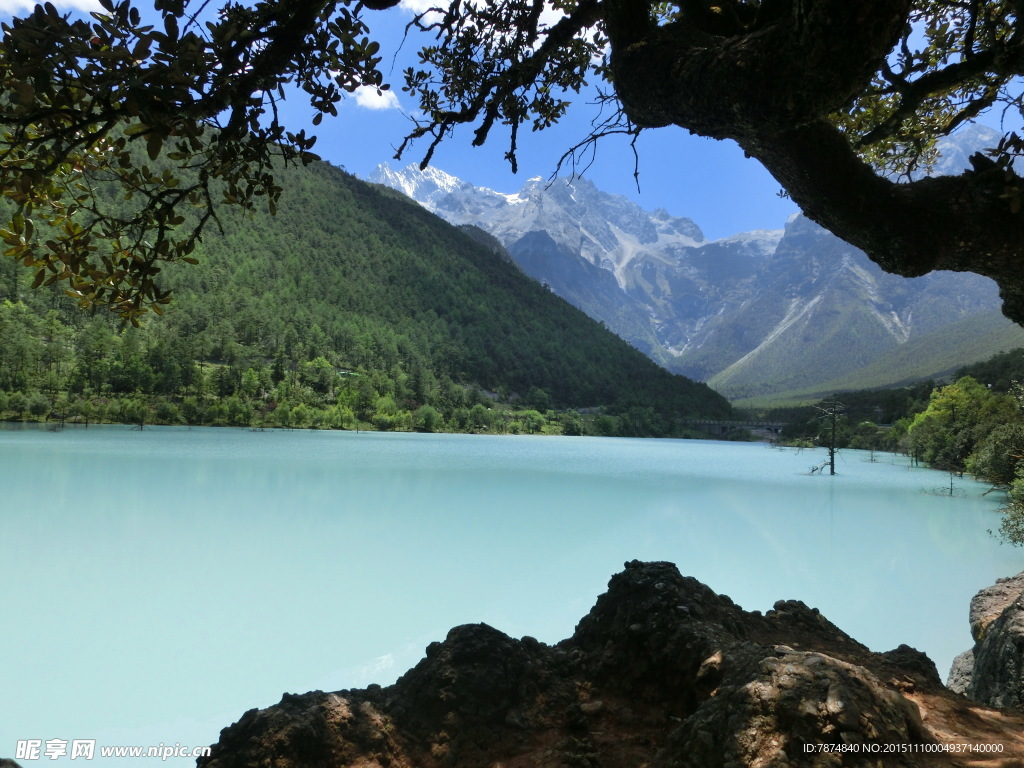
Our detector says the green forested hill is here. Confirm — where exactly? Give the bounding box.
[0,160,730,435]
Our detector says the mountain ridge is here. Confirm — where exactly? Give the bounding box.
[0,159,732,432]
[370,125,1023,402]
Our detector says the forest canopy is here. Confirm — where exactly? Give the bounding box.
[0,160,734,435]
[3,0,1024,319]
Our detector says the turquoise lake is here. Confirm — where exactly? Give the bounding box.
[2,425,1023,767]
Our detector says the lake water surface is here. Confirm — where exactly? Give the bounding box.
[2,425,1023,766]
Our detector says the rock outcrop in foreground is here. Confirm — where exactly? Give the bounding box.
[201,562,1024,768]
[948,571,1024,711]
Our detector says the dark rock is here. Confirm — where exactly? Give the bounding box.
[879,644,941,686]
[947,569,1024,710]
[200,561,1024,768]
[969,591,1024,709]
[659,648,928,767]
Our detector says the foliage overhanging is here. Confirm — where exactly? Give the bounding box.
[4,1,1024,320]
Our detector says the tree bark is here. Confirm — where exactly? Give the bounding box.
[605,0,1024,324]
[751,121,1024,322]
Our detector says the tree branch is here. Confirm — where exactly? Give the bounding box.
[606,0,911,135]
[602,0,1024,323]
[857,42,1024,148]
[747,118,1024,322]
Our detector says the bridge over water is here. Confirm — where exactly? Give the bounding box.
[681,420,787,439]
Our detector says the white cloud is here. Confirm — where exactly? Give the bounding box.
[399,0,438,13]
[400,0,563,26]
[397,1,583,53]
[398,0,445,28]
[351,85,401,111]
[0,0,103,13]
[357,652,395,679]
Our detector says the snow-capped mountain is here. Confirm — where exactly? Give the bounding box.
[914,123,1004,178]
[371,166,705,281]
[369,125,1024,402]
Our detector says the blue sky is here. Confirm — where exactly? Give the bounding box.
[4,0,798,240]
[327,90,800,241]
[317,5,801,241]
[9,1,1017,241]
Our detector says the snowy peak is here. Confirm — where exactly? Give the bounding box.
[707,229,784,259]
[921,124,1004,178]
[369,156,1013,402]
[370,163,705,263]
[372,162,522,224]
[371,162,467,200]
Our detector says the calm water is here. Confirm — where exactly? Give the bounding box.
[2,425,1023,766]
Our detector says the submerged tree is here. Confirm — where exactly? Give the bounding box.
[813,398,845,476]
[4,0,1024,320]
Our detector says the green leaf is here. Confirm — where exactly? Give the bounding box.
[147,133,163,161]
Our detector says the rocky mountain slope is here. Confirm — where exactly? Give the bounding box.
[370,164,709,369]
[699,216,1019,401]
[371,126,1024,403]
[195,561,1024,768]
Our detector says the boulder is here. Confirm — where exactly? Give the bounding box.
[946,570,1024,709]
[945,649,974,695]
[969,591,1024,709]
[969,571,1024,642]
[201,561,1024,768]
